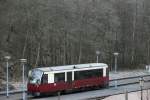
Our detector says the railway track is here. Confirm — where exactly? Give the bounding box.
[109,74,150,87]
[1,74,150,95]
[1,74,150,99]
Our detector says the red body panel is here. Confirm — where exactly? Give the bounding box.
[27,76,109,94]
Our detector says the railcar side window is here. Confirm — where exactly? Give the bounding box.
[41,74,48,84]
[74,69,103,80]
[54,73,65,82]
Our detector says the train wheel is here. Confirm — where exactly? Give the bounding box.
[65,89,73,94]
[102,82,109,88]
[33,92,41,97]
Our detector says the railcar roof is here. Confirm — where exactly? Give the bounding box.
[36,63,108,72]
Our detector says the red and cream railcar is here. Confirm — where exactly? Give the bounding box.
[27,63,109,96]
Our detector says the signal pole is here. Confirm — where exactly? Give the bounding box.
[96,50,100,63]
[113,52,119,73]
[139,77,144,100]
[4,56,11,98]
[20,59,27,100]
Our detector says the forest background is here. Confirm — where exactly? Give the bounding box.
[0,0,150,82]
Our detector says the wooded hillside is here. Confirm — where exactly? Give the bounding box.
[0,0,150,81]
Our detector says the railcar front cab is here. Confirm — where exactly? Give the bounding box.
[27,69,65,96]
[28,69,46,96]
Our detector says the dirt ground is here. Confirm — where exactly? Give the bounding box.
[103,89,150,100]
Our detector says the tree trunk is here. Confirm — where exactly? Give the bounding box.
[35,42,41,67]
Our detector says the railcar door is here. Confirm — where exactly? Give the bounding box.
[67,72,72,89]
[67,72,72,83]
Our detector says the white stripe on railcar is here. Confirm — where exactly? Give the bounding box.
[37,63,108,72]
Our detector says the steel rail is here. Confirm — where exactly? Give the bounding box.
[109,74,150,87]
[109,74,150,81]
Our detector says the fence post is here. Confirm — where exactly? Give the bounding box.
[115,80,118,89]
[58,91,60,100]
[125,89,128,100]
[147,89,149,100]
